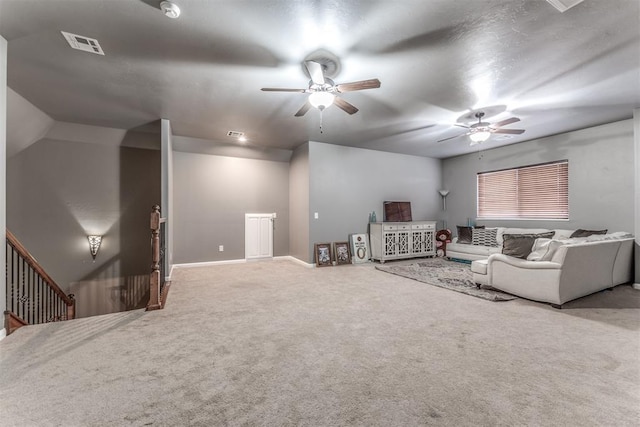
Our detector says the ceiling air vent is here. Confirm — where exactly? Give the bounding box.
[61,31,105,55]
[226,131,244,138]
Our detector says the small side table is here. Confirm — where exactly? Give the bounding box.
[435,229,452,257]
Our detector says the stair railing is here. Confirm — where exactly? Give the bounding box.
[5,230,76,335]
[147,205,168,310]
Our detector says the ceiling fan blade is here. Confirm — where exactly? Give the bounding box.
[305,61,325,85]
[294,101,312,117]
[492,117,520,128]
[336,79,381,92]
[334,97,359,115]
[437,133,466,143]
[492,128,525,135]
[261,87,307,93]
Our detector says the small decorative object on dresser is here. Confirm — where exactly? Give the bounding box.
[333,242,352,265]
[314,243,333,267]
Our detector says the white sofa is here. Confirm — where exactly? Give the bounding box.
[474,234,634,307]
[447,227,575,261]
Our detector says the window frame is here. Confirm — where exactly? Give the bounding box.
[476,160,569,221]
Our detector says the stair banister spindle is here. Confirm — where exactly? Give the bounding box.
[4,230,76,334]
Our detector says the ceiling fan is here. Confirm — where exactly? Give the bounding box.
[438,112,525,145]
[261,60,381,117]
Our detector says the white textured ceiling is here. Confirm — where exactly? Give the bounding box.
[1,0,638,159]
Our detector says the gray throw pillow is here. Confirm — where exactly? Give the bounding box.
[502,232,555,259]
[570,229,607,238]
[456,225,485,244]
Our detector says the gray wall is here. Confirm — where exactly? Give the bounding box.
[289,143,310,262]
[308,141,442,263]
[634,109,640,284]
[6,88,54,158]
[161,119,174,273]
[442,120,635,234]
[1,36,6,335]
[6,138,160,318]
[173,151,290,264]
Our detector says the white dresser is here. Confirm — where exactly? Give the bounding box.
[369,221,437,263]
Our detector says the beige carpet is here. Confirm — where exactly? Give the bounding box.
[1,259,639,426]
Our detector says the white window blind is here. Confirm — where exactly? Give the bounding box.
[477,161,568,219]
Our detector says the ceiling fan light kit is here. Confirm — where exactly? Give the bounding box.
[469,130,491,144]
[160,1,181,19]
[308,92,335,110]
[438,111,525,145]
[261,56,380,117]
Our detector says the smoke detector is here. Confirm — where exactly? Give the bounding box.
[160,1,181,19]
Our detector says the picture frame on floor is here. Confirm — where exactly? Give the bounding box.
[314,243,333,267]
[350,233,370,263]
[333,241,351,265]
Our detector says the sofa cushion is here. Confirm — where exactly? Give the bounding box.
[471,259,488,275]
[472,228,498,247]
[502,232,555,259]
[570,229,608,238]
[456,225,484,244]
[447,241,501,257]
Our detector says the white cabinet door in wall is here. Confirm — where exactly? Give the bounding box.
[245,213,274,260]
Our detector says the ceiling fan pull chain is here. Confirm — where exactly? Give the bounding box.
[319,109,324,134]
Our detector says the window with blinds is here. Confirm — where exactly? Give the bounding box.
[477,160,569,220]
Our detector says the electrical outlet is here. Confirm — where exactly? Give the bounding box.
[218,245,224,252]
[314,212,319,219]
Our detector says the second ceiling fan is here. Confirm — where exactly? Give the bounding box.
[261,60,381,117]
[438,112,525,144]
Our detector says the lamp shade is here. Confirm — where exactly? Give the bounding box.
[308,92,335,110]
[469,130,491,143]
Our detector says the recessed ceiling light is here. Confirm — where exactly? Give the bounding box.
[160,1,181,19]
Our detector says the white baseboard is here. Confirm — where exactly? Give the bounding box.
[0,328,6,341]
[172,256,315,270]
[633,283,640,291]
[172,259,246,269]
[274,255,315,268]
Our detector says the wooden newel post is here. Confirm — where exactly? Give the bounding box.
[67,294,76,320]
[147,205,162,311]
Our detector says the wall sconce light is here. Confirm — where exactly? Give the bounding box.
[88,235,102,261]
[438,190,450,211]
